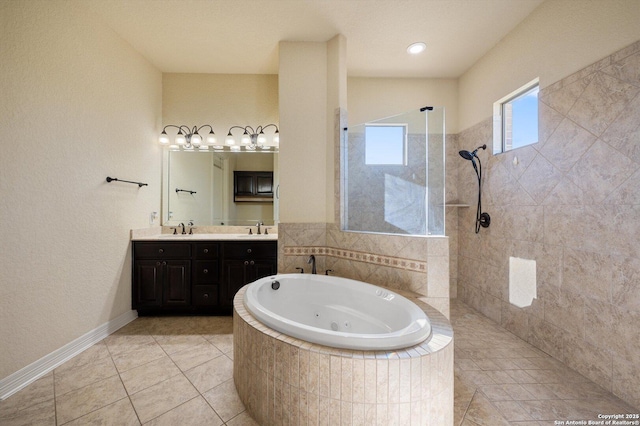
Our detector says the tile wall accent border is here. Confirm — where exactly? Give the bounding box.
[283,246,427,273]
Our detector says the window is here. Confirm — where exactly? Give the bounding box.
[365,124,407,165]
[493,78,539,154]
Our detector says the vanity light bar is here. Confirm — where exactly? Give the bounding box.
[162,123,279,152]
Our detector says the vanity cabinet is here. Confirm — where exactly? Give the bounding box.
[132,240,276,315]
[221,242,278,307]
[133,243,191,309]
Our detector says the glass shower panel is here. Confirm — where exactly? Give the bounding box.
[342,107,445,236]
[427,107,445,236]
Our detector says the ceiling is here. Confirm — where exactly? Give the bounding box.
[84,0,544,78]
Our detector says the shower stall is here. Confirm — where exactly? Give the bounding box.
[342,106,445,236]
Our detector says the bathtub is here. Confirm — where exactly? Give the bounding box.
[243,273,431,350]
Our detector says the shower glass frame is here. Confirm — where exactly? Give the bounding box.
[341,107,445,236]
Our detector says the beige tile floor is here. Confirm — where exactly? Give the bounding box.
[451,300,638,426]
[1,300,637,425]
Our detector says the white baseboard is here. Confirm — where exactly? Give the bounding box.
[0,310,137,400]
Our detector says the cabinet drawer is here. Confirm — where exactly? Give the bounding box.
[194,243,219,259]
[223,242,277,259]
[194,261,219,283]
[134,243,190,259]
[193,285,218,306]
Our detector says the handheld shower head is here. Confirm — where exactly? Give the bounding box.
[458,144,487,161]
[459,144,490,233]
[458,150,474,161]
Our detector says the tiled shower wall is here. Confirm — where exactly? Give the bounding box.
[457,40,640,409]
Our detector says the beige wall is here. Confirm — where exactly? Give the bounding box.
[162,73,278,137]
[278,41,329,223]
[459,0,640,131]
[457,40,640,408]
[348,78,458,132]
[0,0,161,379]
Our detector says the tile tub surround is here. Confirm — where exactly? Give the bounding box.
[233,285,454,425]
[277,222,451,318]
[456,39,640,409]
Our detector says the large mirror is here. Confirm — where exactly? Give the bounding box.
[162,150,279,227]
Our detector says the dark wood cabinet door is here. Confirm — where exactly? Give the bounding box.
[134,260,163,307]
[234,173,255,196]
[221,259,249,306]
[252,259,277,281]
[163,260,191,306]
[255,173,273,196]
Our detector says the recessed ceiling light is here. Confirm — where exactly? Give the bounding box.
[407,42,426,55]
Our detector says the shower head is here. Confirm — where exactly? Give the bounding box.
[458,150,475,161]
[458,144,487,160]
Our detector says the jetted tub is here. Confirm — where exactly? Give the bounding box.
[243,273,431,350]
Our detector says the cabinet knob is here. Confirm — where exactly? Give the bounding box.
[162,261,167,266]
[244,261,249,266]
[203,269,208,274]
[247,248,252,254]
[250,260,255,265]
[203,293,209,298]
[156,261,161,266]
[204,249,209,254]
[158,248,164,254]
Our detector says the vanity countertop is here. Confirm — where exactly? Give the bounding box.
[131,233,278,241]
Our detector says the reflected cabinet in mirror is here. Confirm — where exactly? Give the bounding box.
[163,150,279,227]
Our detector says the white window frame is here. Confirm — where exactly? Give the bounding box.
[493,78,539,155]
[364,123,408,166]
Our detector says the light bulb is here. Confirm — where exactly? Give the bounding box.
[191,132,202,146]
[241,132,251,145]
[273,131,279,144]
[159,130,170,144]
[257,131,266,144]
[225,133,235,145]
[206,130,216,144]
[407,42,426,55]
[175,131,186,145]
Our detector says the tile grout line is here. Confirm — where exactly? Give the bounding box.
[105,331,143,426]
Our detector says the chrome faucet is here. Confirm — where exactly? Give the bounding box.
[179,222,186,234]
[307,255,317,274]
